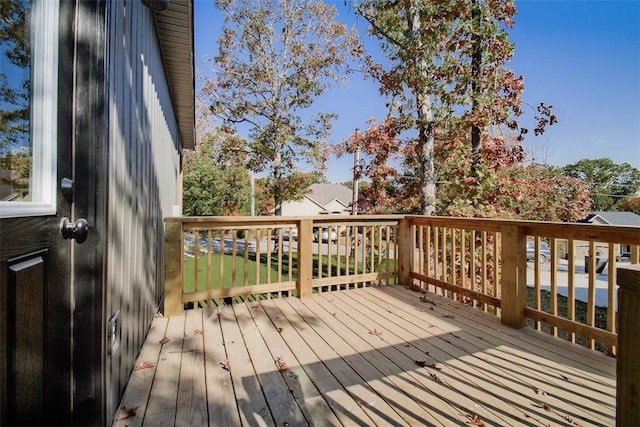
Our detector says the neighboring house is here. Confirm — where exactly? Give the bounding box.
[579,211,640,259]
[555,211,640,260]
[581,211,640,227]
[0,1,194,426]
[279,183,353,216]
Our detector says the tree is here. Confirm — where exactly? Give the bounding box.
[355,0,529,215]
[182,129,251,217]
[430,127,591,221]
[616,196,640,215]
[563,158,640,212]
[202,0,360,215]
[0,0,30,151]
[336,119,402,214]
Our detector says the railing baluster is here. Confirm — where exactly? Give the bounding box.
[232,230,237,290]
[607,243,617,355]
[532,237,541,330]
[470,230,476,306]
[587,241,597,349]
[481,230,487,310]
[243,228,249,288]
[255,229,261,288]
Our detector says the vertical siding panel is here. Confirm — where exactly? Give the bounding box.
[131,1,141,368]
[113,0,126,401]
[105,0,183,419]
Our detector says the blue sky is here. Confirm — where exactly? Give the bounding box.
[195,0,640,183]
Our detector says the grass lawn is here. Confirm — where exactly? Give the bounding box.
[183,251,395,294]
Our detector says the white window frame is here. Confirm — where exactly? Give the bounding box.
[0,0,59,218]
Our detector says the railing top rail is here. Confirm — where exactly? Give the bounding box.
[165,215,638,245]
[166,215,404,227]
[407,215,640,245]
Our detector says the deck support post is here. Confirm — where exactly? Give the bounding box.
[616,265,640,425]
[398,217,412,286]
[500,224,527,328]
[164,219,183,317]
[297,219,313,298]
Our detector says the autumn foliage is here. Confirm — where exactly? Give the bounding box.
[339,0,584,221]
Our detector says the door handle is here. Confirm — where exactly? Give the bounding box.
[60,217,89,243]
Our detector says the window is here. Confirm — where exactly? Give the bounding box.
[0,0,59,218]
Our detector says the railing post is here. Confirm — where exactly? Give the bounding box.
[500,224,527,328]
[164,219,183,317]
[398,217,412,286]
[296,219,313,298]
[616,265,640,425]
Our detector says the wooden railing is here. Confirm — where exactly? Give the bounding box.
[165,215,638,351]
[404,216,639,354]
[164,216,401,316]
[164,214,639,421]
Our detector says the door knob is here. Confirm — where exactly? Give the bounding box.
[60,217,89,243]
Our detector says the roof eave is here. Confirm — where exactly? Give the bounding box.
[151,0,195,150]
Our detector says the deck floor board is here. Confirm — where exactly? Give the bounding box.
[114,285,616,427]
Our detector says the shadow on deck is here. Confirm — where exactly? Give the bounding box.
[113,285,615,427]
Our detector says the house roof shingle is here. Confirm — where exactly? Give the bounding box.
[583,211,640,227]
[307,183,352,210]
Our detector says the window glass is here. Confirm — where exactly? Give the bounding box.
[0,0,58,217]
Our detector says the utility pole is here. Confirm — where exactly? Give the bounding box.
[250,170,255,216]
[352,130,360,215]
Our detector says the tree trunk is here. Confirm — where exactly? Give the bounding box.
[410,3,436,216]
[272,148,282,252]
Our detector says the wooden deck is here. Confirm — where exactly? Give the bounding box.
[113,285,616,427]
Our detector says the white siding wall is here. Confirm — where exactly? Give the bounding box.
[104,0,181,417]
[280,197,325,216]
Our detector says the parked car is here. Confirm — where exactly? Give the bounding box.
[526,241,551,263]
[282,227,298,241]
[313,226,338,243]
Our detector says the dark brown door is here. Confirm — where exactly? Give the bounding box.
[0,0,105,425]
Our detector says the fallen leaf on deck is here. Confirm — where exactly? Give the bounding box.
[560,374,570,381]
[220,360,230,371]
[535,388,547,396]
[275,357,288,372]
[429,373,444,384]
[415,360,441,370]
[442,314,455,319]
[465,414,486,426]
[134,361,156,371]
[194,329,205,336]
[117,406,139,421]
[427,323,436,328]
[534,403,552,412]
[420,295,437,305]
[368,329,383,336]
[277,327,284,333]
[159,336,170,345]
